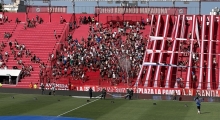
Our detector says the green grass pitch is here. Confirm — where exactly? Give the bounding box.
[0,93,219,120]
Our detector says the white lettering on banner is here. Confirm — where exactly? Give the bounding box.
[182,89,186,95]
[96,7,186,14]
[116,88,126,93]
[196,90,219,97]
[45,83,69,90]
[47,84,220,97]
[202,90,205,96]
[188,89,193,96]
[80,87,83,91]
[216,90,219,96]
[100,87,182,95]
[151,89,154,94]
[48,7,66,13]
[206,90,211,96]
[146,89,150,94]
[158,89,161,94]
[137,88,143,93]
[107,87,113,92]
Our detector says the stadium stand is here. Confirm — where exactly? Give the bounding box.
[0,13,71,88]
[138,15,220,90]
[1,12,220,92]
[50,14,150,88]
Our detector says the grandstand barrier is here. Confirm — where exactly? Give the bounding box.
[41,80,220,97]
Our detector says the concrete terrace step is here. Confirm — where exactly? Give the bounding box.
[10,21,68,87]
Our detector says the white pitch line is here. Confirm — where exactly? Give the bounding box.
[57,97,100,117]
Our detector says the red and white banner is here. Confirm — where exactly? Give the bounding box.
[76,86,193,96]
[77,86,220,97]
[26,6,67,13]
[44,83,220,97]
[95,7,187,15]
[45,83,70,90]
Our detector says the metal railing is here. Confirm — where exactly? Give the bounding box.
[41,22,69,84]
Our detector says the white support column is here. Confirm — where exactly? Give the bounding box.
[186,15,196,88]
[207,15,214,90]
[134,15,155,87]
[198,15,206,89]
[174,15,185,88]
[134,33,150,87]
[154,15,169,87]
[165,15,180,88]
[218,18,220,90]
[144,15,161,86]
[218,57,220,89]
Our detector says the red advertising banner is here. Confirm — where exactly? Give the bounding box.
[95,7,187,15]
[44,83,220,97]
[26,6,67,13]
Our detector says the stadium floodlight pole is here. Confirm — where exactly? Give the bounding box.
[172,0,175,16]
[24,0,30,20]
[147,1,149,17]
[1,0,4,15]
[48,0,51,22]
[96,0,99,22]
[199,0,201,15]
[72,0,75,24]
[122,1,127,23]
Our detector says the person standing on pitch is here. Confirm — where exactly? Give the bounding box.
[195,97,201,114]
[125,89,130,99]
[130,89,134,100]
[101,88,106,99]
[51,85,55,96]
[40,83,45,95]
[89,87,93,99]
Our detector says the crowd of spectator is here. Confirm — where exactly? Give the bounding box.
[0,37,46,82]
[79,16,95,24]
[49,17,147,86]
[1,14,65,85]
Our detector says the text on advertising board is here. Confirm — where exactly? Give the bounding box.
[95,7,187,14]
[27,6,67,13]
[43,84,220,97]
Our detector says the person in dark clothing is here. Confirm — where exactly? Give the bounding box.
[31,54,36,62]
[195,97,201,114]
[40,83,45,95]
[173,91,177,100]
[36,15,39,22]
[88,16,91,23]
[15,18,19,24]
[130,89,134,99]
[74,21,77,28]
[69,22,73,30]
[89,87,93,99]
[101,88,106,99]
[83,16,86,24]
[128,89,134,100]
[125,89,130,99]
[39,18,43,24]
[9,41,12,49]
